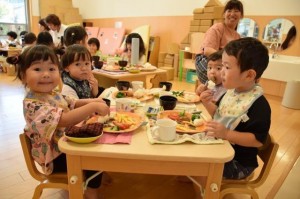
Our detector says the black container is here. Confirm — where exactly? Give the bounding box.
[159,95,177,110]
[159,81,173,91]
[103,98,111,107]
[115,81,130,91]
[118,60,128,67]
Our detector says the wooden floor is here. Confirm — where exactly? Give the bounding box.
[0,72,299,199]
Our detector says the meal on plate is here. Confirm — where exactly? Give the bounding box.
[113,89,154,101]
[103,112,142,132]
[65,123,103,137]
[158,110,206,133]
[172,91,201,103]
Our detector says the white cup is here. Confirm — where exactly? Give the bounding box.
[153,119,177,142]
[131,81,144,92]
[115,98,134,112]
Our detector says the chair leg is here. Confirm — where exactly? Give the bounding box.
[32,184,43,199]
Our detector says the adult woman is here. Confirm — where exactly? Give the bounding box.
[38,18,50,32]
[195,0,244,84]
[45,14,68,47]
[123,33,146,65]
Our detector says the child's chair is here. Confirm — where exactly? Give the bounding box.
[220,135,279,199]
[19,133,69,199]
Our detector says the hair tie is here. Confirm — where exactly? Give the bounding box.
[71,32,75,36]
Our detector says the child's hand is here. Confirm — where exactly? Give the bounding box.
[196,84,207,96]
[88,75,99,97]
[93,102,110,116]
[200,89,214,103]
[205,120,228,139]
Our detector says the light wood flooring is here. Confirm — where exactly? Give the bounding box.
[0,72,299,199]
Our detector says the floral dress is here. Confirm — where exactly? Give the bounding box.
[23,90,76,175]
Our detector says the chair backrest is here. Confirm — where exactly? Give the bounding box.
[249,135,279,187]
[19,133,47,181]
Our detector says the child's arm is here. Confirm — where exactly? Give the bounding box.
[200,89,217,116]
[74,98,105,108]
[88,75,99,97]
[205,121,263,147]
[195,82,207,96]
[58,101,109,127]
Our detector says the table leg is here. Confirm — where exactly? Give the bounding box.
[203,163,224,199]
[66,155,84,199]
[150,72,168,88]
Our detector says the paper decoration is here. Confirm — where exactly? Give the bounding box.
[131,38,139,65]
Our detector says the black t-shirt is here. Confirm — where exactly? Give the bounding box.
[217,95,271,167]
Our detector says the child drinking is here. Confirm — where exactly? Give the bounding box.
[61,44,104,99]
[196,50,226,102]
[15,45,109,199]
[200,37,271,179]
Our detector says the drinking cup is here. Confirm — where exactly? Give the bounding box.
[153,118,177,142]
[115,98,135,112]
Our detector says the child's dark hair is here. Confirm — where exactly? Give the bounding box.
[64,26,88,47]
[60,44,92,69]
[36,31,54,46]
[7,31,18,39]
[224,37,269,79]
[207,50,223,63]
[9,45,60,82]
[24,32,37,45]
[224,0,244,17]
[88,37,100,50]
[124,33,146,58]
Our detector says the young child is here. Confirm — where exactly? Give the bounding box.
[88,37,101,57]
[122,33,146,65]
[196,50,226,102]
[61,44,104,99]
[200,37,271,180]
[21,32,37,53]
[15,45,109,199]
[64,25,88,47]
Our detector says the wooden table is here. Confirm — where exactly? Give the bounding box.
[59,101,234,199]
[92,68,168,89]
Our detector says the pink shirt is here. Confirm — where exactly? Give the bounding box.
[23,91,76,175]
[201,23,240,53]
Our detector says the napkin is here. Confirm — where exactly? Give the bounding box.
[97,133,132,144]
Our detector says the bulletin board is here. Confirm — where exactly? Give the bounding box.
[85,27,100,40]
[97,28,125,55]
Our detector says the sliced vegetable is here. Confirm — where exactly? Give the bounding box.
[116,92,126,98]
[191,113,201,121]
[172,91,184,97]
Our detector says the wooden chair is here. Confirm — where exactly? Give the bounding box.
[220,135,279,199]
[19,133,69,199]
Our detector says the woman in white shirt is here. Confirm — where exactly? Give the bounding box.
[45,14,68,47]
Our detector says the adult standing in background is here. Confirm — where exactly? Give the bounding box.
[38,18,50,32]
[195,0,243,85]
[45,14,68,48]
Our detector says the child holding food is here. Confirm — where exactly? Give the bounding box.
[61,44,104,99]
[195,50,226,102]
[15,45,109,199]
[200,37,271,180]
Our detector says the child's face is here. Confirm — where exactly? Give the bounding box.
[207,59,222,85]
[65,56,92,81]
[221,52,250,91]
[126,44,132,57]
[24,58,60,93]
[88,43,98,54]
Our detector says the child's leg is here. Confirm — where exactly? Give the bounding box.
[84,171,102,199]
[223,160,255,180]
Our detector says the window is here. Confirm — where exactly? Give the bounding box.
[0,0,28,38]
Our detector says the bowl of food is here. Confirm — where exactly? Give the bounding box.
[159,95,177,110]
[118,60,128,67]
[159,81,173,91]
[94,61,104,69]
[115,81,131,91]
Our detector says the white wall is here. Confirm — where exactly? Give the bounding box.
[71,0,300,19]
[32,0,300,17]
